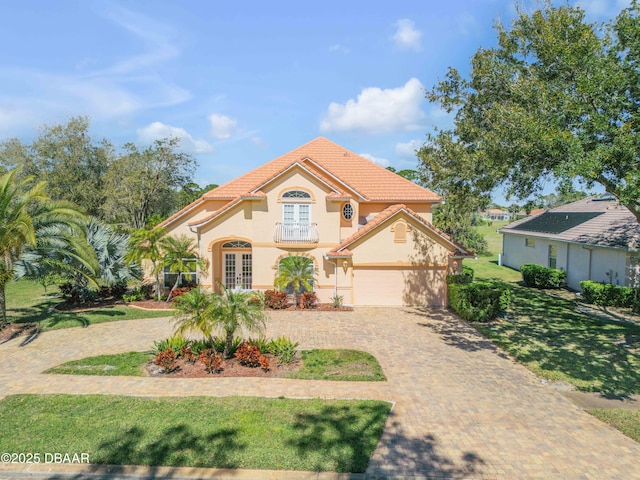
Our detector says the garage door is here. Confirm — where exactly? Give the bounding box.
[352,266,446,306]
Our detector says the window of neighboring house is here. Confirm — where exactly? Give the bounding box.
[342,203,354,221]
[163,258,198,288]
[548,245,557,269]
[525,238,535,247]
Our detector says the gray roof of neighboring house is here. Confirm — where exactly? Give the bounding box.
[499,195,640,251]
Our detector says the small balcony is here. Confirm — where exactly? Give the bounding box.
[274,222,319,244]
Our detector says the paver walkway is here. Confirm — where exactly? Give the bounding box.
[1,307,640,479]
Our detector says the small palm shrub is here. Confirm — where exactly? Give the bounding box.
[332,295,344,308]
[268,336,299,364]
[153,336,189,355]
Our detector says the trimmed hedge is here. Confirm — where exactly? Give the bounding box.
[520,264,566,289]
[580,280,638,309]
[448,281,512,323]
[446,265,474,285]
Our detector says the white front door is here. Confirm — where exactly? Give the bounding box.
[224,252,252,289]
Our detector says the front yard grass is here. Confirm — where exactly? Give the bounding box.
[45,352,152,376]
[285,349,387,381]
[0,394,391,472]
[4,280,169,332]
[587,409,640,442]
[465,227,640,395]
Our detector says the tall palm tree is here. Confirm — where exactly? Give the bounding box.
[126,226,166,301]
[173,284,266,359]
[0,169,87,327]
[274,255,315,309]
[160,234,208,302]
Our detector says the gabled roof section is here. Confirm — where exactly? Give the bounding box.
[500,196,640,250]
[327,204,474,257]
[204,137,440,202]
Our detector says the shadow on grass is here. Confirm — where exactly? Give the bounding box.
[288,405,485,477]
[481,284,640,394]
[46,424,243,479]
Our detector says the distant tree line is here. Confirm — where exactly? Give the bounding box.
[0,116,216,230]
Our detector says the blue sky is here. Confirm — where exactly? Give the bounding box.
[0,0,630,205]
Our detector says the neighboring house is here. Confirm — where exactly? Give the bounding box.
[159,137,473,306]
[499,195,640,291]
[481,209,512,221]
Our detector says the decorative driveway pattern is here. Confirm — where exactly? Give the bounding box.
[1,307,640,479]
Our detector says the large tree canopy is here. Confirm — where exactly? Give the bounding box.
[419,1,640,221]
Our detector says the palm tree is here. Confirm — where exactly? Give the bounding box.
[173,286,217,348]
[0,169,87,327]
[274,255,315,309]
[126,226,166,301]
[213,285,267,358]
[173,284,266,359]
[160,234,208,302]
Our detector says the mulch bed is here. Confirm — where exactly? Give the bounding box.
[146,354,302,378]
[0,323,38,344]
[53,298,124,312]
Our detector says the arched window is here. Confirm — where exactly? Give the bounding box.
[282,190,311,199]
[222,240,251,248]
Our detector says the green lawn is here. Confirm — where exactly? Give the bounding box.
[285,349,387,381]
[45,351,153,376]
[45,348,387,382]
[588,409,640,443]
[4,280,170,331]
[464,223,640,394]
[0,394,391,472]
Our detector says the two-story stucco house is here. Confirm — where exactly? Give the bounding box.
[159,137,473,306]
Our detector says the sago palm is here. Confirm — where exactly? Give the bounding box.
[274,255,315,309]
[173,286,217,348]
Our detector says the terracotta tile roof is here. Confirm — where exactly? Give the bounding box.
[204,137,440,202]
[328,204,474,257]
[500,196,640,250]
[325,248,353,258]
[187,196,243,228]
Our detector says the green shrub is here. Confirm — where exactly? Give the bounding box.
[268,335,299,364]
[580,281,637,308]
[331,295,344,308]
[212,336,242,356]
[448,282,511,323]
[247,336,271,353]
[190,339,212,355]
[520,264,566,289]
[447,265,474,284]
[123,289,143,303]
[153,335,189,355]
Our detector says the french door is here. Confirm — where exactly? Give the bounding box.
[223,252,252,289]
[282,203,311,241]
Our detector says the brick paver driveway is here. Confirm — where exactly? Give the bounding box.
[1,307,640,479]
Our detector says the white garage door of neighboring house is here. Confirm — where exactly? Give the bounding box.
[352,267,446,307]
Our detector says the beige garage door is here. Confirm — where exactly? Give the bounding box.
[352,267,446,306]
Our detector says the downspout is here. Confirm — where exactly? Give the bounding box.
[324,255,338,298]
[188,225,202,285]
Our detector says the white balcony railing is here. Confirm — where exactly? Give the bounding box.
[274,222,319,243]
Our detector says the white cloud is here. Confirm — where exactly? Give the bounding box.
[209,113,238,139]
[395,139,422,158]
[575,0,631,18]
[359,153,390,167]
[391,19,422,51]
[329,44,350,54]
[137,122,213,153]
[320,78,426,134]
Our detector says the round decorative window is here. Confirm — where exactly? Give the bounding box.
[342,203,354,221]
